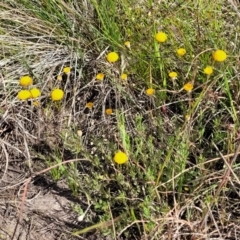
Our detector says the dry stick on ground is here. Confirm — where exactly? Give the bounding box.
[10,158,89,240]
[11,178,31,240]
[198,140,240,234]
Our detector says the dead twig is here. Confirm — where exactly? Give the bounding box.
[198,140,240,233]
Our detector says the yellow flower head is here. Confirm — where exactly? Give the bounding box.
[146,88,155,96]
[124,41,131,49]
[203,66,213,75]
[30,88,41,98]
[51,88,64,101]
[176,48,186,57]
[169,71,178,79]
[19,76,33,87]
[183,82,193,92]
[77,130,83,137]
[57,75,62,81]
[18,90,31,100]
[212,50,227,62]
[105,108,113,115]
[107,52,119,63]
[155,31,167,43]
[185,114,190,121]
[96,73,105,81]
[113,151,128,164]
[120,73,128,81]
[63,67,71,74]
[86,102,93,109]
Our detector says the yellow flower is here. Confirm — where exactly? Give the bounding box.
[63,67,71,74]
[86,102,93,109]
[145,88,155,96]
[124,41,131,49]
[51,89,64,101]
[203,66,213,75]
[185,114,190,121]
[155,31,167,43]
[105,108,113,115]
[30,88,41,98]
[113,151,128,164]
[120,73,128,80]
[183,82,193,92]
[96,73,105,81]
[176,48,186,57]
[57,75,62,81]
[169,71,178,79]
[77,130,83,137]
[107,52,119,63]
[212,50,227,62]
[19,76,33,87]
[17,90,31,100]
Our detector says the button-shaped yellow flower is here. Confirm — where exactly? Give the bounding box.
[120,73,128,81]
[176,48,186,57]
[185,114,190,121]
[18,90,31,100]
[203,66,213,75]
[155,31,167,43]
[169,71,178,79]
[57,75,62,81]
[183,82,193,92]
[96,73,105,81]
[63,67,71,74]
[86,102,93,109]
[51,89,64,101]
[145,88,155,96]
[19,76,33,87]
[30,88,41,98]
[106,52,119,63]
[105,108,113,115]
[113,151,128,164]
[212,50,227,62]
[124,41,131,49]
